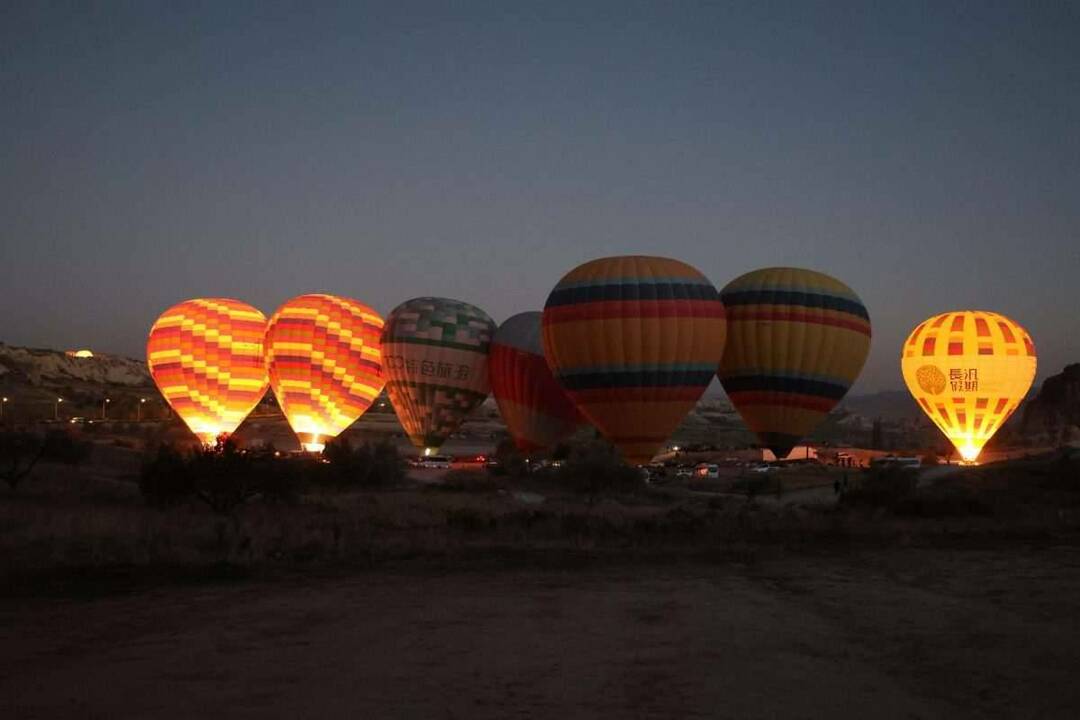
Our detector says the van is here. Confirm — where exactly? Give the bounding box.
[870,456,921,471]
[418,455,452,469]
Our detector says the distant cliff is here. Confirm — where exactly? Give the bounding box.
[1022,364,1080,444]
[0,343,150,388]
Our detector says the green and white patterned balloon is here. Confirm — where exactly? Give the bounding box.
[381,297,495,452]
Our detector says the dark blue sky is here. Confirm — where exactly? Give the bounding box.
[2,1,1077,392]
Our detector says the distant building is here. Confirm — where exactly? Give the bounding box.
[65,349,94,358]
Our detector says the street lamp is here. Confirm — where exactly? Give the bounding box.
[1,396,8,421]
[55,397,63,421]
[138,397,146,422]
[102,397,111,420]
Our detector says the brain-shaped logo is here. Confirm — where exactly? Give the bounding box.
[916,365,947,395]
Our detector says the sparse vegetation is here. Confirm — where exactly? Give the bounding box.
[548,440,644,502]
[4,429,1080,589]
[139,437,406,513]
[0,429,90,490]
[1,430,45,490]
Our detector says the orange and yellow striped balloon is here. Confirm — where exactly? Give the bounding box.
[901,311,1036,463]
[265,294,386,452]
[147,298,269,445]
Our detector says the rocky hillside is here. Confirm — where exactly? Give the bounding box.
[1022,364,1080,444]
[0,344,154,421]
[0,344,150,389]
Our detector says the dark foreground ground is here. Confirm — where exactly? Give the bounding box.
[3,547,1080,719]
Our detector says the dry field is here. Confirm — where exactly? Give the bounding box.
[3,447,1080,718]
[3,548,1080,719]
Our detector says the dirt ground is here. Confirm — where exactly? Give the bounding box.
[3,547,1080,719]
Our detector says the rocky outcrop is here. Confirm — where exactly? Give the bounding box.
[1022,364,1080,444]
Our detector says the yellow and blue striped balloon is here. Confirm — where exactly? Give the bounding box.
[542,256,727,465]
[718,267,871,459]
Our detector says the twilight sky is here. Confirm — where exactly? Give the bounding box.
[1,1,1077,393]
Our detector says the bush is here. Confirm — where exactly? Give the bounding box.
[0,430,45,490]
[139,443,195,507]
[837,464,991,517]
[140,438,296,513]
[1037,453,1080,492]
[0,429,90,490]
[139,437,406,512]
[551,440,644,502]
[732,475,774,497]
[840,466,918,509]
[492,438,526,476]
[893,483,991,517]
[321,437,405,488]
[41,430,92,466]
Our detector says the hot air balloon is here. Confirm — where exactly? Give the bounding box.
[146,298,269,445]
[901,311,1036,463]
[382,297,495,454]
[542,256,727,465]
[489,312,584,453]
[264,294,386,452]
[718,267,871,460]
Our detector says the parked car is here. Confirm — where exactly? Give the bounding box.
[451,454,487,469]
[675,466,694,479]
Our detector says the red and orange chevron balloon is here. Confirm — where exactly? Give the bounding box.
[265,294,386,452]
[147,298,269,445]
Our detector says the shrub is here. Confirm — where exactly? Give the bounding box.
[893,483,991,517]
[0,430,45,490]
[551,440,644,502]
[139,437,407,511]
[492,437,526,476]
[187,437,263,513]
[139,443,196,507]
[840,465,918,509]
[732,475,773,497]
[140,438,293,513]
[41,430,92,466]
[321,437,405,488]
[1037,453,1080,492]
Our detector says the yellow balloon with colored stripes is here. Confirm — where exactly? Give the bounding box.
[901,311,1036,463]
[718,267,871,460]
[542,256,727,465]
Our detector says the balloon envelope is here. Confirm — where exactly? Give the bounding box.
[718,267,871,460]
[146,298,269,445]
[264,294,386,452]
[901,310,1036,463]
[382,297,495,453]
[489,312,583,453]
[542,256,727,465]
